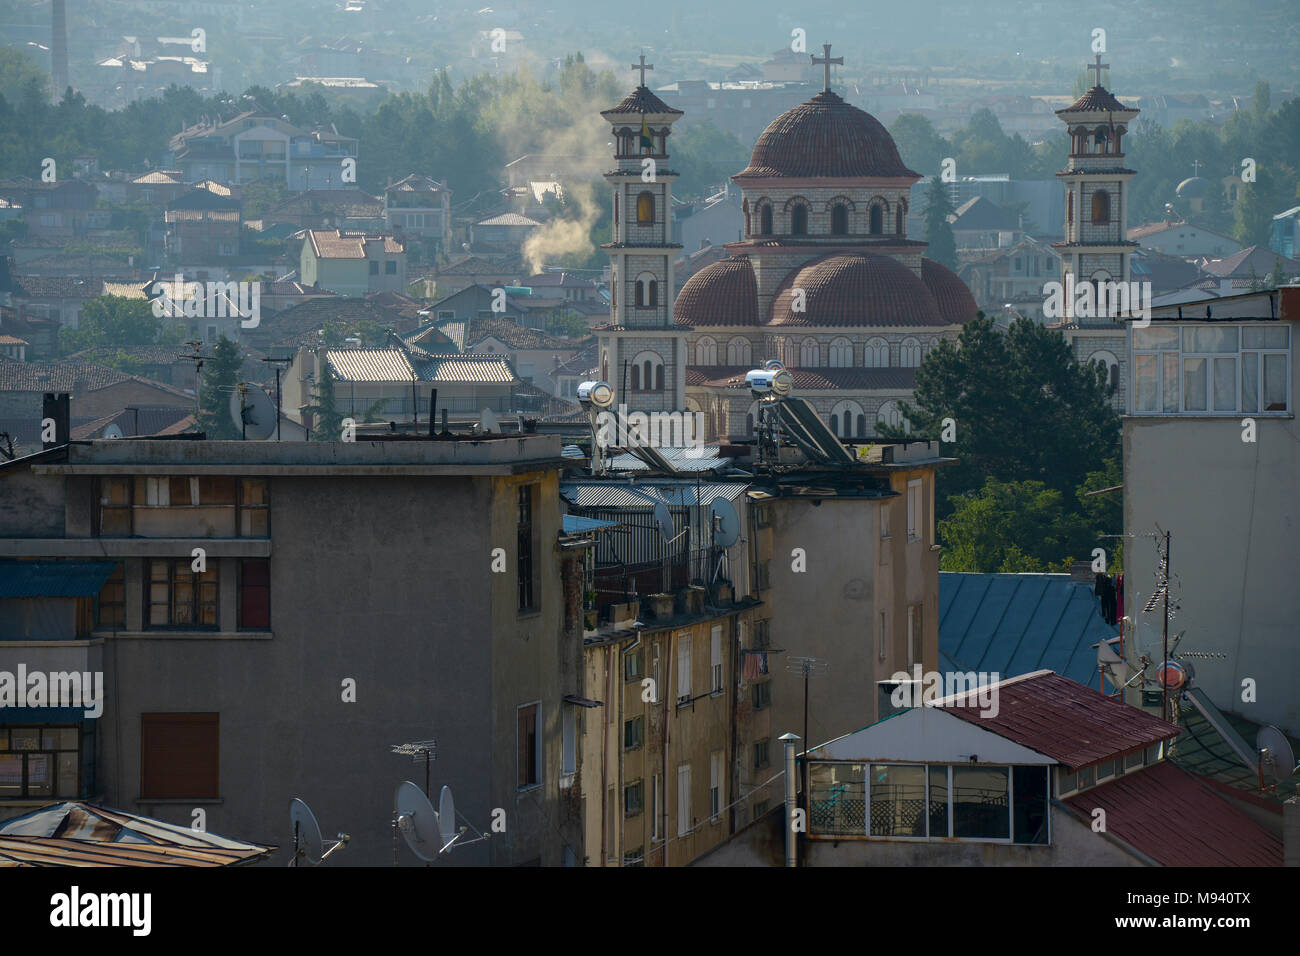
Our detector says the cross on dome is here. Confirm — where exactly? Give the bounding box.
[631,53,653,88]
[811,43,843,93]
[1086,53,1109,88]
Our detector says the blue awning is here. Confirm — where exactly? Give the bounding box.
[561,515,621,534]
[0,561,119,599]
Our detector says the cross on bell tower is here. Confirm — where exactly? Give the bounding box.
[1086,53,1109,88]
[811,43,843,93]
[631,53,652,88]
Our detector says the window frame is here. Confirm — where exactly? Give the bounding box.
[516,701,542,790]
[0,724,82,799]
[1132,322,1290,416]
[145,557,219,631]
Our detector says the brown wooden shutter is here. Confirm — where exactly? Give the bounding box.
[140,713,219,799]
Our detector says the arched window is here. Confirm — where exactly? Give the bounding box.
[900,337,922,368]
[896,206,905,235]
[1089,350,1120,393]
[869,204,883,235]
[695,335,718,365]
[1067,193,1073,226]
[632,350,664,391]
[637,191,655,224]
[742,199,750,236]
[1093,126,1109,154]
[877,400,908,433]
[760,204,773,235]
[857,414,866,437]
[830,400,865,438]
[831,204,848,235]
[726,336,751,366]
[613,192,619,226]
[648,279,658,307]
[635,272,658,308]
[865,337,889,368]
[828,337,852,367]
[1091,190,1110,225]
[799,337,820,367]
[791,204,808,235]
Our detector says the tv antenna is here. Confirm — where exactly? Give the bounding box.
[288,797,350,866]
[786,655,828,805]
[182,341,204,420]
[390,738,437,796]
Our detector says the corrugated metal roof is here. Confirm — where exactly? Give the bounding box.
[424,356,515,383]
[561,480,747,509]
[0,560,118,599]
[0,836,267,866]
[1063,761,1282,866]
[607,447,730,472]
[562,515,621,533]
[325,348,416,382]
[939,572,1114,689]
[938,671,1180,772]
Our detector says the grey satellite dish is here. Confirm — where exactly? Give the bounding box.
[653,501,675,541]
[395,780,441,862]
[1257,726,1298,787]
[229,383,277,440]
[438,785,457,848]
[289,798,323,865]
[710,497,740,547]
[479,408,500,433]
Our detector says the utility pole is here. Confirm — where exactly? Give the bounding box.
[262,355,293,441]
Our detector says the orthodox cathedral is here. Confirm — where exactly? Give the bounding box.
[593,48,1138,439]
[594,48,978,442]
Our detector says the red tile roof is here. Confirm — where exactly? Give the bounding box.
[1057,86,1135,114]
[1064,760,1282,866]
[601,86,684,117]
[767,253,948,328]
[936,670,1180,771]
[734,91,918,181]
[675,256,757,327]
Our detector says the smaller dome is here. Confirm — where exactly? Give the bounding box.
[767,252,945,328]
[674,256,757,327]
[921,259,978,324]
[1176,177,1210,199]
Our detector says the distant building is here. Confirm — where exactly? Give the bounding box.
[300,229,406,297]
[167,112,358,191]
[1128,219,1242,258]
[382,174,452,251]
[1271,205,1300,260]
[958,235,1061,321]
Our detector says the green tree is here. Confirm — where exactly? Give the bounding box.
[938,477,1091,573]
[671,121,748,200]
[303,353,343,440]
[922,175,957,269]
[888,114,950,179]
[1234,166,1279,247]
[892,315,1120,520]
[57,295,186,355]
[197,336,243,439]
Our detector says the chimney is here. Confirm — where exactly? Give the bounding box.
[41,392,69,448]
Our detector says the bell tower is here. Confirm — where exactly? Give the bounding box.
[597,55,688,414]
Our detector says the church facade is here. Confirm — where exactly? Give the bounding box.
[595,50,978,443]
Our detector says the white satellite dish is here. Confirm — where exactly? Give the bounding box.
[710,497,740,547]
[103,424,124,440]
[653,501,674,542]
[1257,726,1298,787]
[289,798,322,865]
[288,797,348,866]
[229,383,277,440]
[479,408,500,433]
[438,785,457,848]
[395,781,442,862]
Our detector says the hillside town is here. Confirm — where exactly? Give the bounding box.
[0,0,1294,913]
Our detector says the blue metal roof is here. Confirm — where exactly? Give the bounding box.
[0,560,119,599]
[562,514,621,534]
[939,572,1115,689]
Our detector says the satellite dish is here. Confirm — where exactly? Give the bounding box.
[438,785,457,848]
[653,501,675,542]
[229,383,277,440]
[395,781,442,862]
[1257,726,1298,787]
[103,424,124,439]
[289,798,323,865]
[710,497,740,547]
[479,408,500,433]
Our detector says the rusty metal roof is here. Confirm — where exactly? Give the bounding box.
[0,801,273,866]
[936,670,1180,772]
[1063,760,1282,867]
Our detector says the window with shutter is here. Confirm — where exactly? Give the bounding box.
[140,713,219,799]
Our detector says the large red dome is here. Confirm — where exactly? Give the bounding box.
[921,258,979,324]
[767,253,950,328]
[733,91,919,181]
